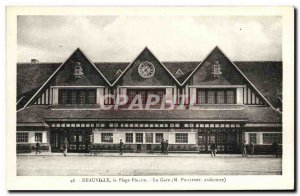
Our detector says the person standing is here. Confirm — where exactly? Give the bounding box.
[165,140,169,155]
[242,140,247,157]
[161,139,165,154]
[249,141,255,156]
[272,139,279,157]
[119,139,124,155]
[210,141,216,157]
[63,137,69,157]
[35,140,41,154]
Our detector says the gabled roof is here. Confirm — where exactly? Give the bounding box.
[111,47,182,86]
[16,47,282,110]
[182,46,280,109]
[234,61,282,109]
[21,48,111,109]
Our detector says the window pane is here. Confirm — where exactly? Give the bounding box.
[197,90,206,104]
[155,133,163,143]
[125,133,133,143]
[17,132,28,143]
[71,90,77,104]
[175,133,188,143]
[88,90,96,104]
[101,133,113,143]
[263,133,282,144]
[217,133,225,144]
[136,133,143,143]
[226,90,235,104]
[35,133,43,142]
[79,90,86,104]
[216,91,225,104]
[207,91,215,104]
[145,133,153,143]
[249,133,257,144]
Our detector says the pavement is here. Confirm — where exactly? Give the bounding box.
[17,153,282,176]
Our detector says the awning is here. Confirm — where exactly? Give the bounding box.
[244,123,282,128]
[17,122,49,127]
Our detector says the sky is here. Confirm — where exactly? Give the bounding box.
[17,15,282,62]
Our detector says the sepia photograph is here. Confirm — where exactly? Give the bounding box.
[6,6,294,190]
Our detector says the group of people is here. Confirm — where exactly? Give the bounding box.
[40,137,281,157]
[209,140,255,157]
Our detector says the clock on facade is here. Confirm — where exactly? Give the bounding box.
[138,61,155,78]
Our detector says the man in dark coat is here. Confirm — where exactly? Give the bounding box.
[242,140,247,157]
[272,139,279,157]
[35,140,41,154]
[161,139,165,154]
[119,139,124,155]
[210,141,216,157]
[249,141,255,156]
[165,140,169,155]
[63,137,69,157]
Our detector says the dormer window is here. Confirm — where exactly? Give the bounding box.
[73,62,83,79]
[212,61,222,78]
[116,69,122,76]
[175,69,184,75]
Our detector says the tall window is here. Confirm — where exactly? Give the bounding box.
[263,133,282,144]
[249,133,257,144]
[155,133,163,143]
[216,91,225,104]
[59,89,96,105]
[197,89,236,104]
[101,133,113,143]
[217,133,225,145]
[136,133,143,143]
[197,90,206,104]
[145,133,153,143]
[226,90,235,104]
[127,89,165,105]
[175,133,188,143]
[35,133,43,142]
[125,133,133,143]
[207,91,215,104]
[17,132,28,143]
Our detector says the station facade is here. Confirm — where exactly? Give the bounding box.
[16,46,282,154]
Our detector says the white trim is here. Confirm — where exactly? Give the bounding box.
[23,48,111,108]
[112,47,181,86]
[175,69,184,75]
[16,96,25,105]
[79,48,112,86]
[51,86,105,88]
[189,85,245,88]
[51,108,101,111]
[119,86,174,88]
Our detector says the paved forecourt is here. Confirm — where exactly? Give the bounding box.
[17,153,282,176]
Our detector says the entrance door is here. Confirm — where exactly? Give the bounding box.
[198,133,206,152]
[207,133,216,151]
[69,129,92,152]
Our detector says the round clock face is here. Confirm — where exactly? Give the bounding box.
[138,61,155,78]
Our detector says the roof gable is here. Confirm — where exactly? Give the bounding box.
[94,62,128,83]
[184,46,277,109]
[114,47,180,86]
[22,48,110,108]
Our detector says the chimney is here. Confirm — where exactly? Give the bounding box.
[31,59,39,64]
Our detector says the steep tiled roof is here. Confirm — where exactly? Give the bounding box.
[234,61,282,109]
[17,105,281,124]
[17,63,61,109]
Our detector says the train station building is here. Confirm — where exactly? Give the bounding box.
[16,46,282,153]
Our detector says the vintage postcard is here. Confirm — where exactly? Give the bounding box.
[6,6,294,190]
